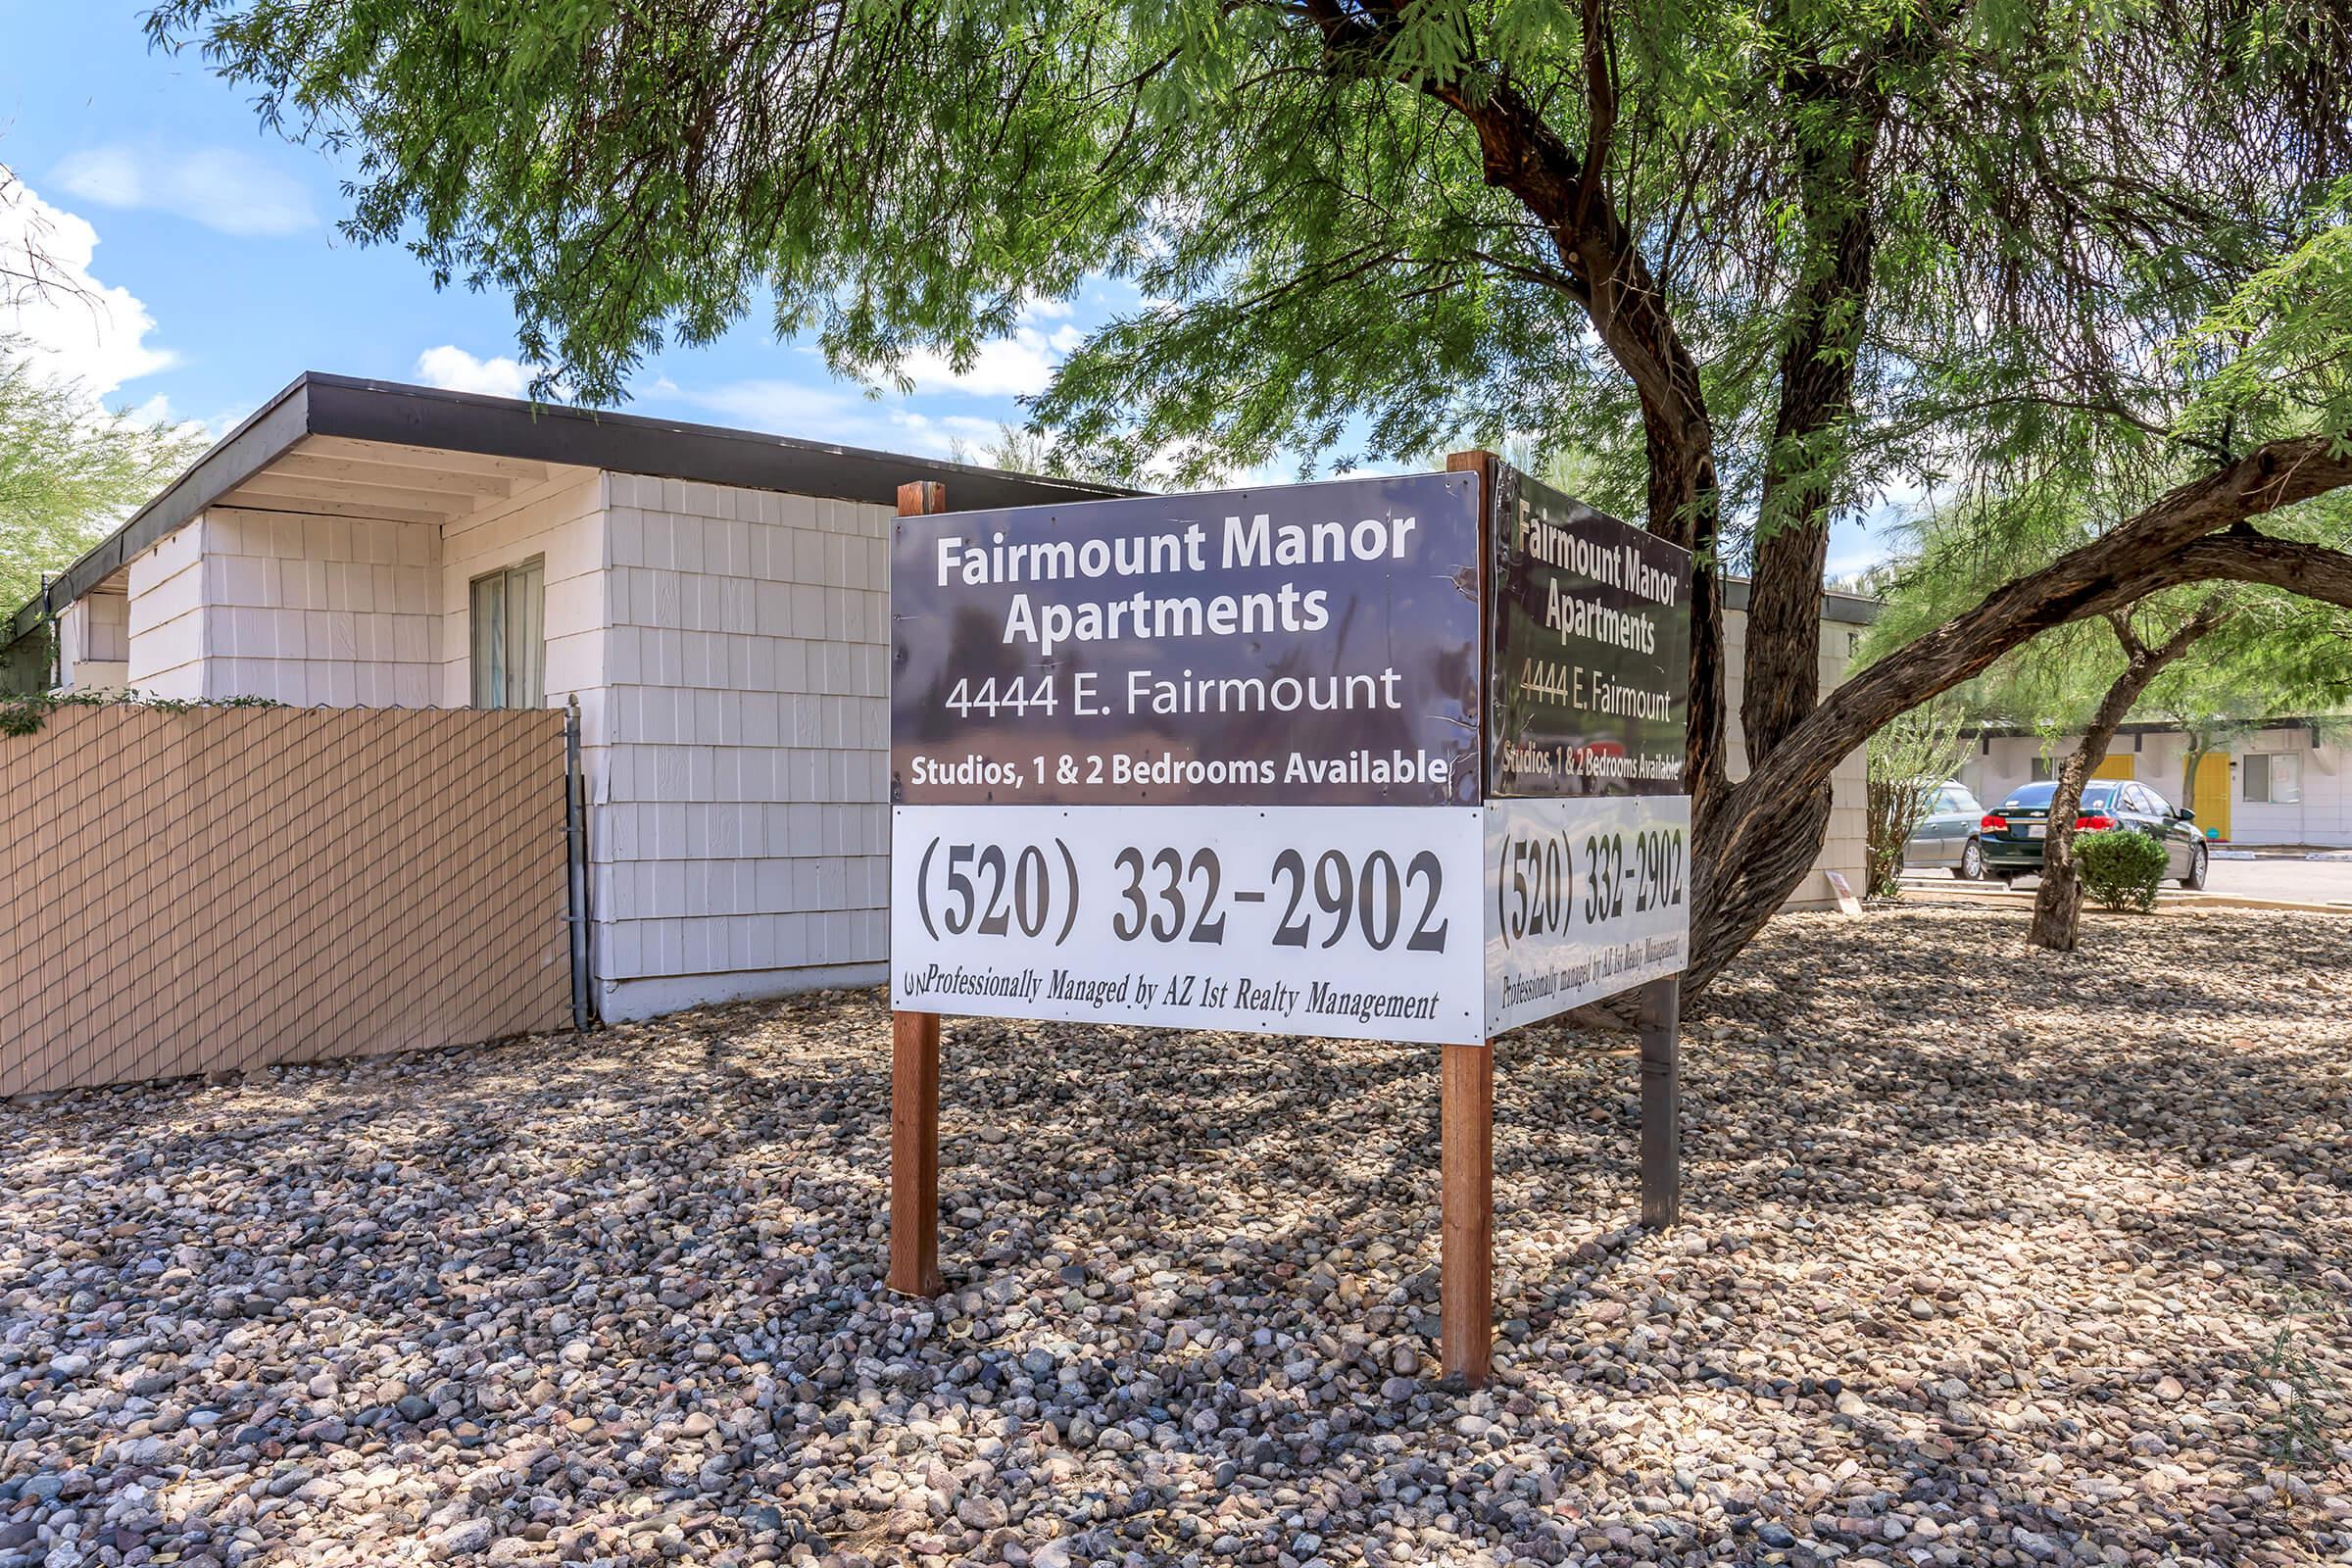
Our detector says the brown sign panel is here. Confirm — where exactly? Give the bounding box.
[891,472,1484,805]
[1487,464,1691,796]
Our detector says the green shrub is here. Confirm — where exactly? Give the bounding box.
[2076,827,2169,912]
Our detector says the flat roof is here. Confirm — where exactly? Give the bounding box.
[1719,576,1881,627]
[5,371,1131,648]
[7,377,1884,645]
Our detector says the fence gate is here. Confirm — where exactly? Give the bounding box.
[0,705,579,1096]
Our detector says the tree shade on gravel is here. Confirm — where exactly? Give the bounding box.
[1,908,2346,1567]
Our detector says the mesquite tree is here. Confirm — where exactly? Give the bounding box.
[2025,601,2227,951]
[146,0,2352,995]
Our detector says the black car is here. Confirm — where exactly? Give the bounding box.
[1980,779,2210,888]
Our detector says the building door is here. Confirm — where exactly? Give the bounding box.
[2092,755,2135,781]
[2188,751,2231,840]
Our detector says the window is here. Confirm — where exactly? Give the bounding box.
[469,559,546,709]
[2243,753,2302,805]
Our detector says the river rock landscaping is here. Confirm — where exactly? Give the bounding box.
[3,906,2347,1568]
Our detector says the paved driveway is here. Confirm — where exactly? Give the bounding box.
[1905,851,2352,906]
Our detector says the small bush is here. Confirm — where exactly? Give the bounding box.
[2076,828,2169,912]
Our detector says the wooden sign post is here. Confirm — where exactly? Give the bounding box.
[888,480,948,1298]
[1441,1042,1494,1385]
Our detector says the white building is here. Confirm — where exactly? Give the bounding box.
[7,373,1876,1022]
[1962,722,2346,846]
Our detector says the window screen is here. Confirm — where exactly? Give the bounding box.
[469,559,547,710]
[2245,753,2301,804]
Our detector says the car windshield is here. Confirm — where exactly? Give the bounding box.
[2000,782,2119,811]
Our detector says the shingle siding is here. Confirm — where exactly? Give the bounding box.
[1721,610,1870,907]
[593,473,892,1005]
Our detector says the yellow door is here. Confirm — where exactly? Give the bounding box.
[2092,755,2135,781]
[2187,751,2230,841]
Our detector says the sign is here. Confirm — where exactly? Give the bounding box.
[893,798,1690,1045]
[889,460,1691,1046]
[891,473,1484,807]
[892,806,1485,1044]
[1824,869,1864,915]
[886,459,1698,1388]
[1488,466,1690,796]
[1483,796,1691,1035]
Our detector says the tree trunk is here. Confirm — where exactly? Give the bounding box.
[2026,698,2140,952]
[1742,74,1883,766]
[2028,609,2226,950]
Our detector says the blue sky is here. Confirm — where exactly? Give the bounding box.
[0,3,1900,575]
[0,3,1108,466]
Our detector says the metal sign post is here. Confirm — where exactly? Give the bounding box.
[1639,974,1682,1229]
[883,458,1693,1389]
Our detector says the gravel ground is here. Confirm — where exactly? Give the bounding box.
[4,907,2348,1568]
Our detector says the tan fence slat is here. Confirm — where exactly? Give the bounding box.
[0,705,571,1095]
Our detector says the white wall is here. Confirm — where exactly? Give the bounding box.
[124,518,207,699]
[198,508,440,706]
[1722,610,1872,908]
[2232,728,2348,845]
[120,509,441,705]
[590,473,891,1020]
[436,470,607,710]
[55,588,129,692]
[1962,727,2352,846]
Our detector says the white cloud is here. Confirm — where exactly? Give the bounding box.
[413,345,540,399]
[671,376,862,432]
[51,143,318,238]
[887,410,1006,458]
[0,174,177,400]
[891,324,1086,399]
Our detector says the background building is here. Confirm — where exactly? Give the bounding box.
[1962,721,2346,846]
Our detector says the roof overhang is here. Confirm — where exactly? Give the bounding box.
[7,371,1132,649]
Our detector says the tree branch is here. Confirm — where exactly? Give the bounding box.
[1683,431,2352,990]
[2159,530,2352,610]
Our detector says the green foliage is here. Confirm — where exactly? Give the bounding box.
[2178,186,2352,455]
[948,423,1128,488]
[2074,828,2169,912]
[142,0,2352,501]
[2257,1290,2345,1471]
[0,690,283,738]
[1864,701,1970,897]
[1862,472,2352,741]
[0,337,205,613]
[0,625,51,697]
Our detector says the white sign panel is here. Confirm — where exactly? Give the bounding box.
[891,797,1692,1043]
[893,806,1487,1045]
[1484,795,1691,1035]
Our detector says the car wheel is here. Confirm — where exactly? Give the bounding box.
[1952,837,1984,881]
[2180,840,2208,890]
